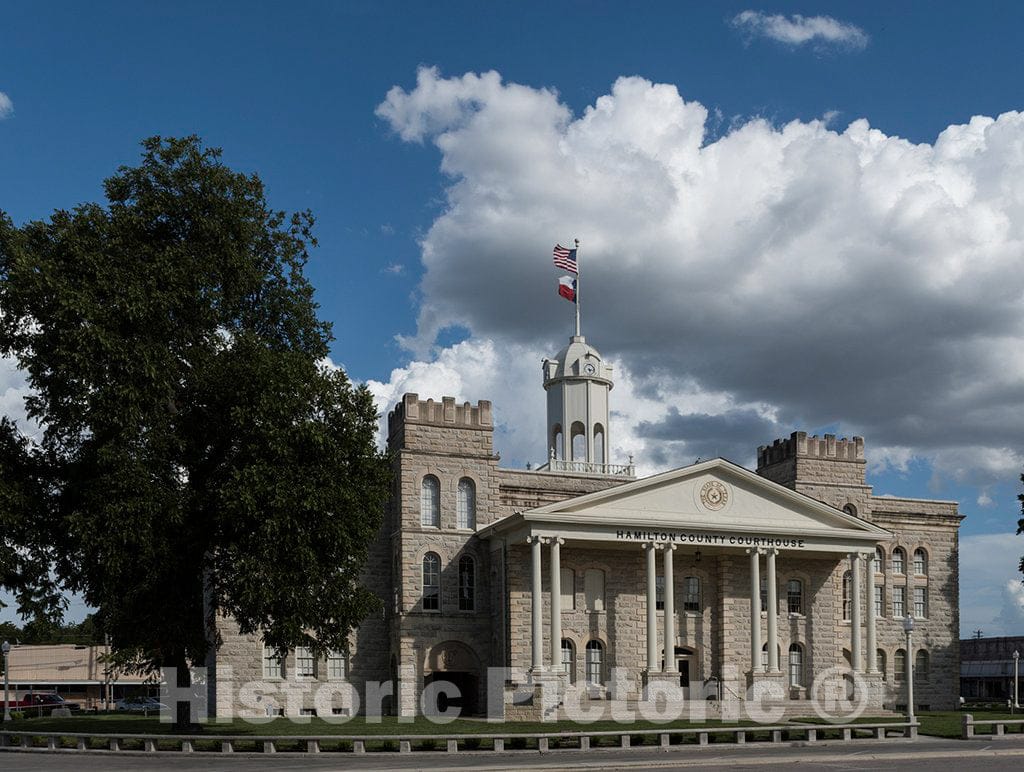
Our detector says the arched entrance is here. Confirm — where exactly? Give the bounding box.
[423,641,482,716]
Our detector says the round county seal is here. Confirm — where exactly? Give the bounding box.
[699,480,729,511]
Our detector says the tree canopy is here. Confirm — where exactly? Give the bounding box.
[0,137,390,678]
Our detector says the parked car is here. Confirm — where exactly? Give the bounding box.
[2,692,81,716]
[114,696,167,713]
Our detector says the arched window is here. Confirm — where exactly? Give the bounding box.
[787,579,803,614]
[422,552,440,611]
[551,424,563,461]
[843,503,858,516]
[913,548,927,576]
[456,478,476,530]
[683,576,701,612]
[842,571,852,620]
[915,649,929,678]
[585,640,604,685]
[420,475,440,528]
[873,547,884,574]
[788,644,804,687]
[458,555,475,611]
[593,424,605,465]
[584,569,605,611]
[876,649,887,678]
[892,547,906,575]
[570,421,586,461]
[894,648,907,681]
[560,567,575,610]
[561,639,576,683]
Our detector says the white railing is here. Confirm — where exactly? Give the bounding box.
[0,720,919,754]
[536,458,635,477]
[962,713,1024,737]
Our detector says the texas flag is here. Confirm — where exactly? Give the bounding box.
[558,275,577,303]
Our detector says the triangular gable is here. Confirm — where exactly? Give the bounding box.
[506,458,890,540]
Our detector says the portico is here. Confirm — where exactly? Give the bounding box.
[479,458,891,704]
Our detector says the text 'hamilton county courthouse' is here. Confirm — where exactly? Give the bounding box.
[210,334,962,719]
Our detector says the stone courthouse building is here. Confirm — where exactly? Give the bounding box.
[211,334,962,718]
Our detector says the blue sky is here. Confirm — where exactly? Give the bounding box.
[1,2,1023,635]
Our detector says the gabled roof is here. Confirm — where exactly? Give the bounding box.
[480,458,890,553]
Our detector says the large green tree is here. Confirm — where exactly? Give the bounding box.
[0,137,390,713]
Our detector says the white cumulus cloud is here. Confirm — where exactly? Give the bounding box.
[0,91,13,120]
[959,533,1024,636]
[371,68,1024,491]
[731,10,869,50]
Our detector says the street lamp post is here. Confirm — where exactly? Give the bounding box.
[1014,650,1020,711]
[903,615,915,726]
[2,640,11,723]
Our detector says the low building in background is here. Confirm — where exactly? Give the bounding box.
[4,643,152,710]
[960,636,1024,702]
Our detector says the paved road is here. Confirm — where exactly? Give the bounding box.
[2,736,1024,770]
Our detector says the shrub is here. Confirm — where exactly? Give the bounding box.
[508,736,527,750]
[463,737,481,750]
[416,738,438,751]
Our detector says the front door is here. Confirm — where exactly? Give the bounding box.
[677,657,691,698]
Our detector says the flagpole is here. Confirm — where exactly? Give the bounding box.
[574,238,581,337]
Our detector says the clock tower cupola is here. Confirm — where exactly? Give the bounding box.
[542,335,613,470]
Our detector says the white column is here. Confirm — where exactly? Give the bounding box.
[865,551,877,673]
[766,548,779,673]
[645,543,658,672]
[530,535,543,671]
[850,553,862,673]
[549,538,563,670]
[749,548,761,674]
[663,544,677,672]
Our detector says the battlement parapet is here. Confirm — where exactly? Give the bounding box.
[387,393,493,437]
[757,431,865,468]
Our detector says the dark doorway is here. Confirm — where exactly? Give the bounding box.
[424,671,479,716]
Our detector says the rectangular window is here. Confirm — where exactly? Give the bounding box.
[560,567,575,611]
[760,577,768,612]
[263,646,284,680]
[584,570,605,612]
[913,586,927,618]
[655,575,665,610]
[683,576,701,612]
[893,586,905,619]
[874,585,884,617]
[295,647,316,679]
[327,650,346,680]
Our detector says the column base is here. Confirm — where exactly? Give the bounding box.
[747,670,787,702]
[856,670,885,709]
[642,671,685,703]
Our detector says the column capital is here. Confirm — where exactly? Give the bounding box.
[848,551,862,562]
[643,541,659,552]
[550,536,565,547]
[746,547,765,555]
[663,542,677,552]
[767,547,779,556]
[527,535,543,545]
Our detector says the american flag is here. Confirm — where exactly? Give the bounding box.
[552,244,578,274]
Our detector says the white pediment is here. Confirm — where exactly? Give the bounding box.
[489,459,890,548]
